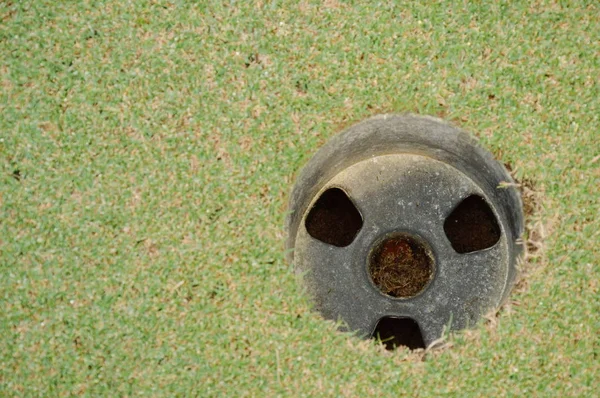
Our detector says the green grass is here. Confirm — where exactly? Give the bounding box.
[1,0,598,395]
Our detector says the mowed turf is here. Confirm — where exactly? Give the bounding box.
[1,1,598,396]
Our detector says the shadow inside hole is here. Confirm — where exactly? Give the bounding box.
[305,188,363,247]
[443,195,501,253]
[372,317,426,351]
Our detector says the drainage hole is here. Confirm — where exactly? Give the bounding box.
[372,317,426,350]
[305,188,363,247]
[368,235,434,298]
[444,195,501,254]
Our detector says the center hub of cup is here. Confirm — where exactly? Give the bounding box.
[368,234,435,298]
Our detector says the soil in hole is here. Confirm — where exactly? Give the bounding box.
[444,195,501,253]
[369,236,433,298]
[305,188,363,247]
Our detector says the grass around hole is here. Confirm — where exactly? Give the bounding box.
[1,1,597,396]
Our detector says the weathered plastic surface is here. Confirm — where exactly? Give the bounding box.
[286,114,524,346]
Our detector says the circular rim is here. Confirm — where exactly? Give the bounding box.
[286,114,524,346]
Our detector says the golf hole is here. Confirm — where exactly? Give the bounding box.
[368,235,434,298]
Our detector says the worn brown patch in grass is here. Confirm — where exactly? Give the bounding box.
[513,177,552,293]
